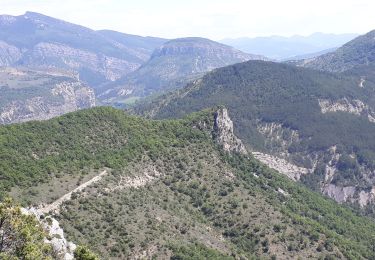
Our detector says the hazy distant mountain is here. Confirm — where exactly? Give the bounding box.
[221,33,358,60]
[299,30,375,73]
[0,12,167,87]
[98,30,166,58]
[284,47,337,61]
[97,37,267,106]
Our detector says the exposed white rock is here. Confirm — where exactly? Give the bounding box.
[27,42,138,81]
[214,108,248,154]
[318,98,375,123]
[0,41,22,65]
[359,78,365,88]
[105,166,162,192]
[21,208,77,260]
[358,188,375,207]
[252,152,309,181]
[117,88,134,96]
[0,81,96,124]
[323,184,356,203]
[323,184,375,207]
[257,122,301,158]
[319,98,367,115]
[277,188,289,196]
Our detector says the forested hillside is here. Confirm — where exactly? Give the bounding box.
[299,30,375,73]
[134,60,375,209]
[1,107,375,259]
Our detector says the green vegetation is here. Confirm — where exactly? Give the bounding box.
[0,198,53,259]
[2,107,375,258]
[301,29,375,72]
[135,60,375,189]
[74,245,99,260]
[0,107,213,200]
[169,243,234,260]
[0,69,70,108]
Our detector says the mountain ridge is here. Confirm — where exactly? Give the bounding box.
[97,37,267,106]
[222,33,358,60]
[299,30,375,73]
[0,11,167,86]
[133,59,375,209]
[3,106,375,259]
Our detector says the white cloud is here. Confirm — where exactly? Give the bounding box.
[0,0,374,39]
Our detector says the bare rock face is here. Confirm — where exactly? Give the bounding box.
[252,152,309,181]
[22,42,139,81]
[0,74,95,124]
[323,184,375,207]
[21,207,76,260]
[213,108,248,154]
[318,98,375,123]
[0,41,22,65]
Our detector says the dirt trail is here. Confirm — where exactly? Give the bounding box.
[38,170,108,214]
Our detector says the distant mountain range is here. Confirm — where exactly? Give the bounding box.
[298,30,375,73]
[221,33,358,60]
[0,11,167,87]
[0,11,268,115]
[97,37,267,106]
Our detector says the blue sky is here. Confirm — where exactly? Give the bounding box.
[1,0,374,40]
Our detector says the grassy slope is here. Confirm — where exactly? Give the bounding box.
[1,107,375,258]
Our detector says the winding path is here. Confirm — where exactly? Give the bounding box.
[38,170,108,214]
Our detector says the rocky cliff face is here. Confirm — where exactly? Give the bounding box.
[21,42,139,82]
[318,98,375,123]
[0,83,95,124]
[150,37,267,72]
[0,68,96,124]
[255,120,375,207]
[213,108,248,155]
[0,41,22,65]
[22,207,77,260]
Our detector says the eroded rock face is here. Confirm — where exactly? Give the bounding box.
[21,207,76,260]
[22,42,138,81]
[318,98,375,123]
[0,80,96,124]
[0,41,22,65]
[213,108,248,155]
[323,184,375,207]
[252,152,309,181]
[254,119,375,207]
